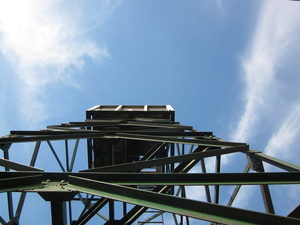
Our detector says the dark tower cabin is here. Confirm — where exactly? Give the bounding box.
[85,105,175,172]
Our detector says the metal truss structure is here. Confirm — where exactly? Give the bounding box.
[0,105,299,225]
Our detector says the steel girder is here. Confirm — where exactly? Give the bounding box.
[0,115,300,225]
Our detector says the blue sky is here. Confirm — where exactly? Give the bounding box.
[0,0,300,224]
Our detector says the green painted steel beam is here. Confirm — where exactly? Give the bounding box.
[126,131,213,136]
[71,172,300,185]
[9,130,102,135]
[81,145,248,172]
[48,120,186,130]
[0,130,216,145]
[85,118,172,124]
[246,151,300,171]
[120,122,192,130]
[0,158,43,171]
[66,176,300,225]
[2,171,299,186]
[0,175,41,192]
[115,133,246,147]
[0,133,106,144]
[48,121,123,128]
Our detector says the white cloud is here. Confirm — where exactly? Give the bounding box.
[0,0,120,127]
[232,1,300,143]
[0,0,108,85]
[230,0,300,215]
[265,100,300,164]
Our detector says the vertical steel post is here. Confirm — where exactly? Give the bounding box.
[214,155,221,204]
[50,201,67,225]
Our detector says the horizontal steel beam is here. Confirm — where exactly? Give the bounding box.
[0,133,106,144]
[81,145,248,172]
[48,120,187,130]
[120,122,192,130]
[125,131,213,137]
[2,129,228,149]
[0,158,43,171]
[115,133,246,147]
[0,131,217,145]
[0,175,42,192]
[246,151,300,171]
[66,176,300,225]
[2,171,299,187]
[10,130,102,135]
[81,172,300,185]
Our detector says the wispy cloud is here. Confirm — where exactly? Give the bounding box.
[232,1,300,143]
[265,99,300,163]
[0,0,120,127]
[230,0,300,215]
